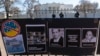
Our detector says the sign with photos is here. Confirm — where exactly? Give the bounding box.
[26,24,46,53]
[0,19,99,55]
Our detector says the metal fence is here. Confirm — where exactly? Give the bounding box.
[0,9,100,19]
[7,54,94,56]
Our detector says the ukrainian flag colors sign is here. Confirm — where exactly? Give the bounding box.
[1,20,20,37]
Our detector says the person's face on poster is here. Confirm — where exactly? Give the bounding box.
[52,29,60,39]
[85,31,94,40]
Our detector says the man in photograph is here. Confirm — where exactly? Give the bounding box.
[50,28,64,47]
[82,30,96,42]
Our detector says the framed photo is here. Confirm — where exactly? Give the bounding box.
[81,28,97,48]
[26,24,46,53]
[49,28,64,47]
[65,28,81,47]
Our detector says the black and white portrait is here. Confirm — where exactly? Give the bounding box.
[82,29,97,43]
[81,28,97,47]
[49,28,64,47]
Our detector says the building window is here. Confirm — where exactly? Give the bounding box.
[64,9,66,13]
[49,7,52,13]
[45,9,47,14]
[53,7,56,13]
[57,7,59,13]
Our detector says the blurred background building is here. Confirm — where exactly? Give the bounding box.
[34,3,74,18]
[0,0,100,19]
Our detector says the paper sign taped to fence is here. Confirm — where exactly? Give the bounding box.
[3,34,25,54]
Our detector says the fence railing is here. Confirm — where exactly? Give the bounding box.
[0,9,100,19]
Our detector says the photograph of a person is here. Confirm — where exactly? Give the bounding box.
[49,28,64,47]
[3,34,25,54]
[26,24,46,53]
[81,28,97,48]
[82,28,97,42]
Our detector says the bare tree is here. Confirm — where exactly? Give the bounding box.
[92,2,98,18]
[23,0,39,18]
[0,0,20,19]
[9,7,21,17]
[74,0,98,18]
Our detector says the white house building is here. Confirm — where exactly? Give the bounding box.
[33,3,100,18]
[34,3,74,18]
[0,3,100,19]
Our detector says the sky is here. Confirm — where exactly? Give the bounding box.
[1,0,100,12]
[39,0,100,8]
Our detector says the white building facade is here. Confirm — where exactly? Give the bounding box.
[34,3,74,18]
[33,3,100,19]
[0,3,100,19]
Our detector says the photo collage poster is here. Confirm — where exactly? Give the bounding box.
[26,24,46,53]
[49,28,97,48]
[1,20,25,54]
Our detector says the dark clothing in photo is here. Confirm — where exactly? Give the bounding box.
[50,37,63,47]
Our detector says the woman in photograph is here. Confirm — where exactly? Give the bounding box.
[50,28,63,47]
[82,30,96,42]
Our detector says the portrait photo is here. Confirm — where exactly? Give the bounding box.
[82,28,97,43]
[81,28,97,47]
[49,28,64,47]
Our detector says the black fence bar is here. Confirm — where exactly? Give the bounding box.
[6,54,96,56]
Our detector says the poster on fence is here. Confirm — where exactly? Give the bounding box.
[26,24,46,53]
[1,20,25,54]
[0,19,99,55]
[81,28,97,48]
[49,28,64,47]
[65,28,81,47]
